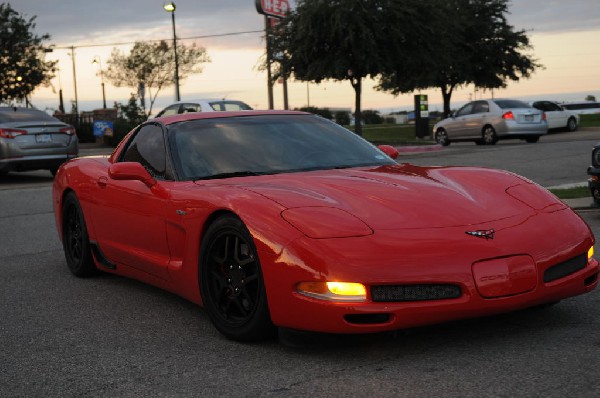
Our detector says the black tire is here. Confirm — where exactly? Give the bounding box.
[592,187,600,205]
[434,128,450,146]
[199,215,275,341]
[525,136,540,143]
[567,117,578,132]
[62,192,96,277]
[482,126,498,145]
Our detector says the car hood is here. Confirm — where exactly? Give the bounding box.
[231,164,540,230]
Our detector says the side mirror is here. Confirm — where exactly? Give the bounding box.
[377,145,399,160]
[109,162,157,188]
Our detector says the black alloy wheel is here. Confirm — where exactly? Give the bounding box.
[62,192,96,277]
[200,215,275,341]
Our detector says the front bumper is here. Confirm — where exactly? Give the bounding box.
[262,208,598,334]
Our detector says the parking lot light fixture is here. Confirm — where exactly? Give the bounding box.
[163,1,180,101]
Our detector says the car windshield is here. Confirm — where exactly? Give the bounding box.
[494,100,531,109]
[169,114,395,180]
[0,107,60,123]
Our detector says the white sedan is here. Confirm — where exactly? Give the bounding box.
[154,98,253,118]
[532,101,579,131]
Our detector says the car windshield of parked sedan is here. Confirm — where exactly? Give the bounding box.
[494,100,531,109]
[169,114,396,180]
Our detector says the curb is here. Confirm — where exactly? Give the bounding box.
[395,145,443,154]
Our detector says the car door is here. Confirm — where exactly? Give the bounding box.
[445,102,475,139]
[544,101,566,129]
[92,123,172,280]
[466,101,490,138]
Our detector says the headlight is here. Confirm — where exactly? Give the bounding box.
[592,147,600,168]
[281,207,372,239]
[296,281,367,302]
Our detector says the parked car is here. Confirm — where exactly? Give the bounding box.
[52,110,599,341]
[0,107,78,176]
[532,101,579,131]
[433,99,548,146]
[560,101,600,115]
[587,143,600,204]
[154,98,253,118]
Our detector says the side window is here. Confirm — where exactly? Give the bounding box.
[158,104,180,117]
[456,103,474,117]
[121,124,166,179]
[473,101,489,114]
[182,103,202,113]
[546,102,561,112]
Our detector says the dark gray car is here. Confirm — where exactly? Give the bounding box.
[433,99,548,146]
[0,107,78,176]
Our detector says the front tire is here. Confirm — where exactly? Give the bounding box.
[199,215,275,341]
[62,192,96,277]
[434,129,450,146]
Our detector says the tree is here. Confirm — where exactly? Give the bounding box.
[272,0,418,136]
[361,109,383,124]
[0,3,56,104]
[103,40,210,116]
[378,0,541,117]
[585,95,597,102]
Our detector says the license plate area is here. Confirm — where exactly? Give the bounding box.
[524,114,534,122]
[35,134,53,143]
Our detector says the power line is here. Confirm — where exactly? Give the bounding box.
[51,29,264,50]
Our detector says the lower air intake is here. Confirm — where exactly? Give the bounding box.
[543,253,587,283]
[371,284,462,302]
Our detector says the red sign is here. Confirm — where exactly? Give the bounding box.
[255,0,290,18]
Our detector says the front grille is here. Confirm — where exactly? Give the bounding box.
[371,284,462,302]
[543,253,587,283]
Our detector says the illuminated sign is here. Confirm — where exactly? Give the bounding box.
[255,0,290,18]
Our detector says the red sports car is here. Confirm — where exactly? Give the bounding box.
[53,111,599,341]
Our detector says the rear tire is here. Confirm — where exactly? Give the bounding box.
[567,117,578,132]
[62,192,96,277]
[482,126,498,145]
[199,215,275,341]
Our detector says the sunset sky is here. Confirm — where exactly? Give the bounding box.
[11,0,600,114]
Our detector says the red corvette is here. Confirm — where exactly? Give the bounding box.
[53,111,599,341]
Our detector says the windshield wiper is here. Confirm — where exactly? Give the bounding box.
[195,171,264,180]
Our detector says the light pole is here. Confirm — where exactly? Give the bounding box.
[164,1,180,101]
[92,56,106,109]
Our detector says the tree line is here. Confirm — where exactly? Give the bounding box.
[271,0,540,135]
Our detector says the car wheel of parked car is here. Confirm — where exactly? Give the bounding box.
[567,117,578,132]
[200,214,275,341]
[592,187,600,205]
[525,136,540,143]
[482,126,498,145]
[62,192,96,277]
[435,129,450,146]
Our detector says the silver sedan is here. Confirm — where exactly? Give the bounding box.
[0,107,78,176]
[433,99,548,146]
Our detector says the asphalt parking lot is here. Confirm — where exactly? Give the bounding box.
[1,128,600,397]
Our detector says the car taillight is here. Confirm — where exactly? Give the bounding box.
[502,111,514,120]
[0,128,27,139]
[60,127,76,136]
[541,112,547,121]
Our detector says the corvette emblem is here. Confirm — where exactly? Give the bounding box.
[465,229,495,240]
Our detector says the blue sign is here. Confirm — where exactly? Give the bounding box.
[93,121,114,137]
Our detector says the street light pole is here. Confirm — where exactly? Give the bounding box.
[164,2,180,101]
[92,56,106,109]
